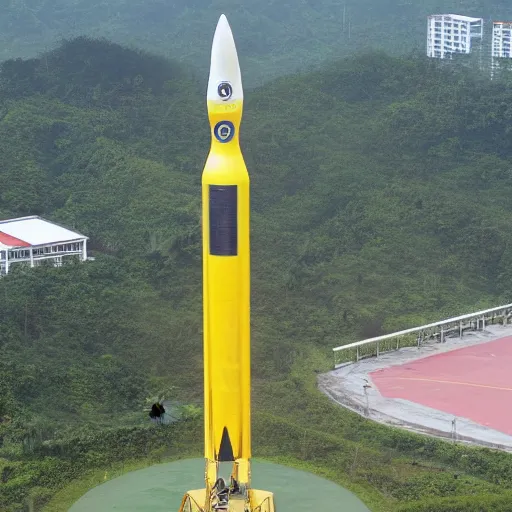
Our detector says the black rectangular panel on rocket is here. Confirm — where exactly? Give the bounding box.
[209,185,238,256]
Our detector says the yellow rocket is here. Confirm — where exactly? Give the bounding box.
[179,14,275,512]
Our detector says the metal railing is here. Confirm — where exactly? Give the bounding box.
[333,303,512,367]
[178,493,203,512]
[253,496,273,512]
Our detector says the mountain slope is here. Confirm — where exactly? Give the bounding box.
[1,39,512,419]
[2,38,512,510]
[2,0,512,86]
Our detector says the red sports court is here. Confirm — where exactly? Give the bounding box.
[370,336,512,435]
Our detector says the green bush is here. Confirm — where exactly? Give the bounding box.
[397,492,512,511]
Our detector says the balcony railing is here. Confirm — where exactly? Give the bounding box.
[333,303,512,368]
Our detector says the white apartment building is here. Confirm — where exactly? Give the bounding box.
[427,14,484,59]
[491,21,512,76]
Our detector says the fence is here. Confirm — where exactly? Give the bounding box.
[333,303,512,368]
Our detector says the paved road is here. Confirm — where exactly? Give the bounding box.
[69,458,370,511]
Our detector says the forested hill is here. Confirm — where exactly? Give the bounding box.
[3,38,512,510]
[2,0,512,85]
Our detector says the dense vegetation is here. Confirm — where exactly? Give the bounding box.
[2,37,512,511]
[3,0,512,85]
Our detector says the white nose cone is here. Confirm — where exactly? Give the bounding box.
[207,14,243,103]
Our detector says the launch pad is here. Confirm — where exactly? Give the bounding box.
[69,458,370,512]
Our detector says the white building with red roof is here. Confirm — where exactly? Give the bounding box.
[0,216,88,275]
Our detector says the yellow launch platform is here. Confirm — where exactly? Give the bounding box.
[179,13,275,512]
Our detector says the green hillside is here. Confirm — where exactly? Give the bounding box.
[3,38,512,511]
[2,0,512,85]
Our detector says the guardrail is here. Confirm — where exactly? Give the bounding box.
[333,303,512,368]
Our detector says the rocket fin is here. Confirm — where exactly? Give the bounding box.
[218,426,235,461]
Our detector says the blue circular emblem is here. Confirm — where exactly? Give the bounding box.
[218,82,233,101]
[214,121,235,143]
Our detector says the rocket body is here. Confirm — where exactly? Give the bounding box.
[179,15,275,512]
[203,14,251,484]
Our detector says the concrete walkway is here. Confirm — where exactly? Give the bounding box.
[319,324,512,451]
[69,458,370,511]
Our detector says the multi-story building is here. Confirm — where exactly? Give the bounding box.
[427,14,484,59]
[491,21,512,76]
[0,216,88,275]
